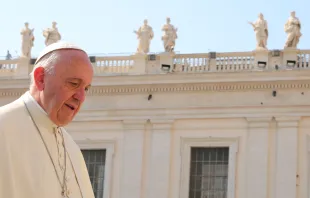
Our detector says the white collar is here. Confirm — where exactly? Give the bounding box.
[22,91,58,128]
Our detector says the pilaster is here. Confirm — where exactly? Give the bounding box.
[283,48,298,69]
[253,49,269,70]
[246,117,271,198]
[120,120,146,198]
[16,57,30,77]
[274,116,300,198]
[147,119,174,198]
[158,52,174,73]
[130,54,147,74]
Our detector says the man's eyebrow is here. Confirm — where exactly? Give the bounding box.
[67,78,91,86]
[67,78,82,81]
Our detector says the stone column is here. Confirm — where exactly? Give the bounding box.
[148,119,174,198]
[130,54,147,74]
[274,117,300,198]
[246,117,271,198]
[120,120,146,198]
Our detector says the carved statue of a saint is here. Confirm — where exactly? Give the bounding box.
[43,21,61,46]
[248,13,268,50]
[20,22,35,58]
[284,11,302,48]
[133,19,154,54]
[161,17,178,52]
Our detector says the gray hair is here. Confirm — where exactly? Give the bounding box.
[29,50,60,89]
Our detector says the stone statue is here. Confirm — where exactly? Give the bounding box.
[6,50,12,60]
[248,13,268,50]
[161,17,178,52]
[133,19,154,54]
[43,21,61,46]
[20,22,35,58]
[284,11,302,48]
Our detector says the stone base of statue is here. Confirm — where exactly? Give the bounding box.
[158,52,175,73]
[130,53,147,74]
[253,47,269,70]
[283,47,298,69]
[15,56,30,78]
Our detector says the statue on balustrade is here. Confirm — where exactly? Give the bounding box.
[133,19,154,54]
[248,13,268,50]
[161,17,178,52]
[20,22,35,58]
[43,21,61,46]
[284,11,302,48]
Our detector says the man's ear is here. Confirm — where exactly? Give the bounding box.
[33,67,45,91]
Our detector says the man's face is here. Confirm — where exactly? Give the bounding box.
[35,50,93,126]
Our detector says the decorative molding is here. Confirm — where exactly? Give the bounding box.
[246,117,273,128]
[275,116,301,128]
[88,80,310,95]
[151,119,174,131]
[122,120,147,130]
[0,88,27,97]
[1,80,310,97]
[73,107,310,122]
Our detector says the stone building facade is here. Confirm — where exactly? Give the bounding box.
[1,47,310,198]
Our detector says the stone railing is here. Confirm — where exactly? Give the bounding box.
[0,49,309,78]
[0,59,19,77]
[173,53,211,72]
[297,50,310,69]
[173,51,256,73]
[215,52,255,72]
[93,56,134,75]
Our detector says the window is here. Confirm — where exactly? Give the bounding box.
[189,147,229,198]
[82,149,107,198]
[179,137,238,198]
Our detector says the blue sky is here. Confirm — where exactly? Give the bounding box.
[0,0,309,58]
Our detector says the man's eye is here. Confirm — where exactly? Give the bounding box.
[70,82,78,86]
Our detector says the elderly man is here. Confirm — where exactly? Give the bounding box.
[0,42,95,198]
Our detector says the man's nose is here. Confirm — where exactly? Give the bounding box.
[73,88,86,102]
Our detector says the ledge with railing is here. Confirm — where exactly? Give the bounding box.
[0,49,309,78]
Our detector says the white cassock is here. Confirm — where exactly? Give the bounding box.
[0,91,95,198]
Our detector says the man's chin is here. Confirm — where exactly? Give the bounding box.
[53,116,74,127]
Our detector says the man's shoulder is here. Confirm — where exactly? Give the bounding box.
[0,98,26,125]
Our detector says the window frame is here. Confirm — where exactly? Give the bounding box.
[179,137,239,198]
[78,140,116,198]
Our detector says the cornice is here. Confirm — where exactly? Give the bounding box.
[0,88,27,97]
[72,106,310,122]
[1,79,310,97]
[91,69,310,86]
[87,80,310,95]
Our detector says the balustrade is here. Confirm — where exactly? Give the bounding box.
[0,59,18,76]
[0,49,309,78]
[94,56,134,74]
